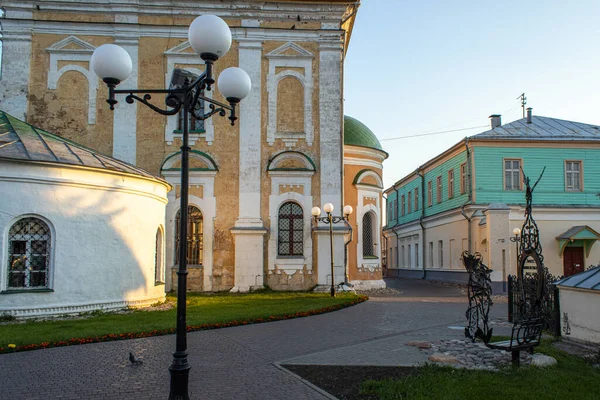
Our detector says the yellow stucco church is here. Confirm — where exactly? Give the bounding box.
[0,0,387,311]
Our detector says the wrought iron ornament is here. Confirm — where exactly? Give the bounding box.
[462,251,493,343]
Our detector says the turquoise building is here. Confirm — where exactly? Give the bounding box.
[383,109,600,292]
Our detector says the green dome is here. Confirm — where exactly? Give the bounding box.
[344,115,384,152]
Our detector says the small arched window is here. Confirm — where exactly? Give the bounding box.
[155,227,164,284]
[362,213,375,257]
[175,206,203,266]
[7,217,51,289]
[278,202,303,256]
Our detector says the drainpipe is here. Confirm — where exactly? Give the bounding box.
[460,137,473,253]
[418,167,426,279]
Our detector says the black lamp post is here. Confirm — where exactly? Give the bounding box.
[509,227,522,267]
[311,203,353,297]
[90,15,251,400]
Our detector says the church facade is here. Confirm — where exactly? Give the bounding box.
[1,0,386,302]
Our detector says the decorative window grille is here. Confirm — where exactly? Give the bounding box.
[448,169,455,198]
[175,206,204,265]
[278,202,304,256]
[177,92,205,132]
[7,217,51,289]
[362,213,374,257]
[155,228,164,283]
[565,161,582,191]
[460,163,467,194]
[504,159,521,190]
[415,188,419,211]
[436,176,442,203]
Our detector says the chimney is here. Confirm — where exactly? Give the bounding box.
[489,114,501,129]
[526,107,532,124]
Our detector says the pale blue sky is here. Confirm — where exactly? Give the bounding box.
[344,0,600,189]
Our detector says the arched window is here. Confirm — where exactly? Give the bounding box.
[177,91,205,132]
[175,206,203,266]
[278,202,303,256]
[7,217,51,289]
[363,213,375,257]
[155,227,164,283]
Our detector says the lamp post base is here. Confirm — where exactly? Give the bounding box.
[168,361,191,400]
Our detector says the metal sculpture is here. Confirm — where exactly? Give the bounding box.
[462,251,494,343]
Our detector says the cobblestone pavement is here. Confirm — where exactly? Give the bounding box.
[0,278,511,399]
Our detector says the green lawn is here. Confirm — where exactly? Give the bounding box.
[360,339,600,400]
[0,292,365,352]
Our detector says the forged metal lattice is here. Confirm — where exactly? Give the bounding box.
[362,213,374,256]
[462,251,493,343]
[509,167,561,332]
[278,202,303,256]
[8,217,51,288]
[175,206,204,265]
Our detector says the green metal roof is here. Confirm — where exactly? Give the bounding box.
[0,110,162,180]
[344,115,385,152]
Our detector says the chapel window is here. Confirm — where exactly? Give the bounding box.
[363,212,375,257]
[278,202,304,256]
[175,206,203,265]
[7,217,51,289]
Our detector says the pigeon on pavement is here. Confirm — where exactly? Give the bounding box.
[129,352,143,365]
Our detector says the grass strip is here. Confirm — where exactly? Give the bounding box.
[359,339,600,400]
[0,292,367,354]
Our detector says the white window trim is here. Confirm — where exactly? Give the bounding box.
[164,42,215,146]
[266,42,314,147]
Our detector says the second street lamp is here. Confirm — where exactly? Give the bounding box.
[312,203,353,297]
[91,14,251,400]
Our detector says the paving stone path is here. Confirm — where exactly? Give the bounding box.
[0,279,513,399]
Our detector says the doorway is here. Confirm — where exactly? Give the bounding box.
[563,247,584,277]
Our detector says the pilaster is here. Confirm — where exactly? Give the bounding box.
[0,18,33,121]
[112,34,139,164]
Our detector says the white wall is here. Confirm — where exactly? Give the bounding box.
[559,287,600,344]
[0,161,169,317]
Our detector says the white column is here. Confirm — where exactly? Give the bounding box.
[0,16,33,121]
[231,22,267,292]
[112,35,139,164]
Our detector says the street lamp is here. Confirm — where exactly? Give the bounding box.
[91,14,251,400]
[312,203,353,297]
[510,227,521,265]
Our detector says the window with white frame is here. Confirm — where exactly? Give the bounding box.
[438,240,444,267]
[429,241,433,267]
[401,195,405,216]
[363,212,375,257]
[415,188,419,211]
[504,159,521,190]
[7,217,51,289]
[427,181,433,207]
[400,245,405,266]
[278,202,304,256]
[565,161,582,191]
[408,191,412,214]
[408,244,412,267]
[448,169,455,198]
[436,176,442,203]
[460,163,467,194]
[175,206,204,265]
